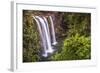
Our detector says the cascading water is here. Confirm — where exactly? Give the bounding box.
[49,16,57,45]
[33,15,57,57]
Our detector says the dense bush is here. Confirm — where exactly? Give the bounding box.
[62,13,91,37]
[51,34,91,60]
[23,11,41,62]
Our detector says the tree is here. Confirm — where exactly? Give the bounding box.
[51,34,91,60]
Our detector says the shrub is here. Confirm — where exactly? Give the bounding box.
[51,34,91,60]
[23,11,41,62]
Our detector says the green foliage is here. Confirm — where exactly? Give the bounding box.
[51,34,91,60]
[23,11,41,62]
[62,13,91,37]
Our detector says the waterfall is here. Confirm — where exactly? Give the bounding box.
[33,15,57,57]
[49,16,57,45]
